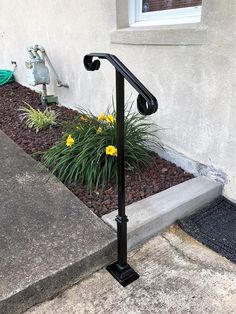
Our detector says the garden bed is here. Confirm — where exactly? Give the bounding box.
[0,82,194,217]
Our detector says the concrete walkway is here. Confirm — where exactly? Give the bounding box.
[0,131,116,314]
[26,226,236,314]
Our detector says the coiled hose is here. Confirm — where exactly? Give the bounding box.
[0,70,15,86]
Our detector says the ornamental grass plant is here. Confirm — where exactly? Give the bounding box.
[19,101,58,133]
[43,103,162,190]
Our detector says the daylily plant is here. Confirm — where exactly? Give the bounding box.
[43,104,161,190]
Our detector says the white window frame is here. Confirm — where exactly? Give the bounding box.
[129,0,202,26]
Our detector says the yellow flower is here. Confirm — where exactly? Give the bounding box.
[106,114,115,124]
[96,127,103,134]
[97,113,106,121]
[106,145,117,157]
[66,134,75,147]
[80,115,89,122]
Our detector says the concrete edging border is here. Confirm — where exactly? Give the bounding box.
[102,177,223,250]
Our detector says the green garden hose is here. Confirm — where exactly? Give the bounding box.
[0,69,15,86]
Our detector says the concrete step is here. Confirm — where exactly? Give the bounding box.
[0,131,116,314]
[102,177,222,250]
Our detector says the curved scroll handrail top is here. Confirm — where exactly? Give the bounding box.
[83,53,158,116]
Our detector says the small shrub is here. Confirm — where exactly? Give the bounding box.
[19,102,58,133]
[43,103,162,190]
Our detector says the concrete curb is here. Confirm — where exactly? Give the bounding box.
[102,177,222,250]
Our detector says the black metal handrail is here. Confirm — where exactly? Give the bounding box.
[84,53,158,287]
[84,53,158,116]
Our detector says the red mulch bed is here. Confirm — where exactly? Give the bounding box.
[0,82,194,217]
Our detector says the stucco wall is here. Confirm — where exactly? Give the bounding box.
[1,0,236,200]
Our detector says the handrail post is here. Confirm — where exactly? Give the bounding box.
[83,53,158,287]
[106,70,139,286]
[116,70,127,266]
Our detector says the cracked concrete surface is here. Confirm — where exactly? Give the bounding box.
[25,226,236,314]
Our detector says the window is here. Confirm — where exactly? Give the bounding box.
[131,0,202,26]
[113,0,207,46]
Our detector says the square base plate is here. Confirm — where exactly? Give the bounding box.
[106,262,139,287]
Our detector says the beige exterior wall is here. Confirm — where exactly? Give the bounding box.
[1,0,236,200]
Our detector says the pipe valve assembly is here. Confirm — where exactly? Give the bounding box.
[26,45,68,106]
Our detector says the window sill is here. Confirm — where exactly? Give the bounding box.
[111,24,207,46]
